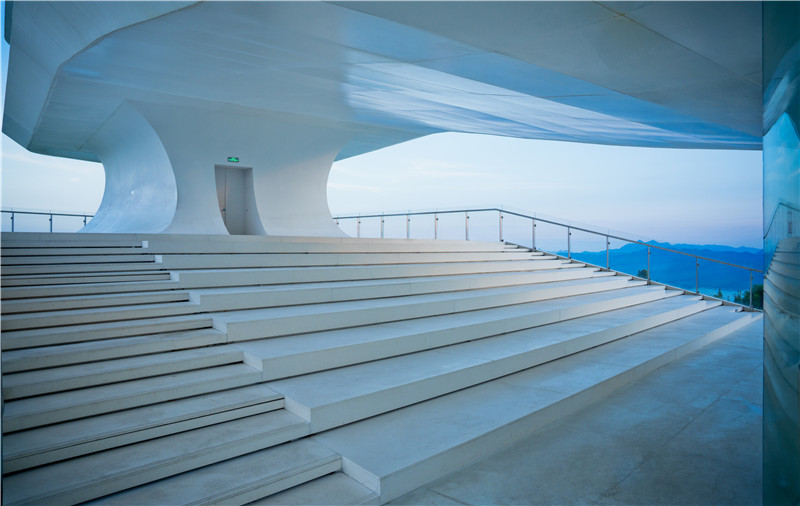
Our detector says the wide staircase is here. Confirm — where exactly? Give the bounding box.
[0,232,761,505]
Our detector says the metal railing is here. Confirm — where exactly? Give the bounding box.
[335,207,763,309]
[2,209,93,233]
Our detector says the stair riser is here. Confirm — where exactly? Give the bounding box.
[2,263,162,276]
[222,277,635,343]
[2,255,158,266]
[1,318,213,351]
[3,350,245,400]
[1,281,180,300]
[3,331,228,373]
[2,292,190,314]
[4,400,284,473]
[0,273,171,287]
[3,370,262,433]
[281,300,716,432]
[157,252,541,270]
[251,287,669,380]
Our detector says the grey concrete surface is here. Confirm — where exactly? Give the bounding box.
[391,318,763,506]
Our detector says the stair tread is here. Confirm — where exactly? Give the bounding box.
[3,410,311,506]
[2,328,228,372]
[172,258,578,288]
[313,308,760,502]
[3,364,262,432]
[216,274,630,325]
[1,280,180,300]
[1,314,213,350]
[233,284,669,380]
[3,384,283,470]
[3,346,244,399]
[251,472,378,506]
[1,290,190,313]
[267,295,715,431]
[88,438,339,506]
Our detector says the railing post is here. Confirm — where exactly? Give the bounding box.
[434,213,438,240]
[499,210,504,242]
[335,218,339,226]
[647,246,651,284]
[406,213,410,239]
[10,211,14,232]
[83,214,88,226]
[380,214,384,238]
[531,218,536,250]
[606,236,610,269]
[357,216,361,238]
[695,258,700,294]
[749,271,754,308]
[465,212,469,241]
[567,226,571,259]
[49,213,53,233]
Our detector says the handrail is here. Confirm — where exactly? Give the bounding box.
[335,206,763,309]
[764,200,800,239]
[2,208,94,233]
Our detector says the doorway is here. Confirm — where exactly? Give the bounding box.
[214,165,262,235]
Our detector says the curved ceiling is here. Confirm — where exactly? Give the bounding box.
[3,1,762,162]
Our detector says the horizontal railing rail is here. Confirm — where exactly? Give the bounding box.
[764,200,799,239]
[335,207,763,309]
[2,208,94,233]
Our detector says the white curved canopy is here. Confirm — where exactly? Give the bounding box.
[2,1,763,235]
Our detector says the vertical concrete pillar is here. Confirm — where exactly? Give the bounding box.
[82,102,177,233]
[134,103,355,236]
[762,3,800,504]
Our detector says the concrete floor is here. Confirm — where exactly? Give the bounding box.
[391,318,763,505]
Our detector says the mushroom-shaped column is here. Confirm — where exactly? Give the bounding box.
[114,102,356,236]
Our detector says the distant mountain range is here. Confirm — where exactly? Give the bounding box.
[557,241,764,292]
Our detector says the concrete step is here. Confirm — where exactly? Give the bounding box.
[87,438,340,506]
[1,268,596,331]
[0,232,145,248]
[172,258,581,289]
[234,284,673,381]
[156,250,547,270]
[1,290,190,314]
[768,258,800,280]
[1,314,214,351]
[1,262,162,276]
[1,254,158,265]
[2,247,156,257]
[1,299,201,331]
[3,384,284,473]
[314,308,762,503]
[2,363,262,432]
[252,472,379,506]
[3,346,245,400]
[190,266,603,312]
[216,274,636,342]
[0,279,180,300]
[2,410,312,506]
[0,271,171,286]
[268,296,717,432]
[3,328,228,373]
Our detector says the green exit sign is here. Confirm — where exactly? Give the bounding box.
[227,157,239,163]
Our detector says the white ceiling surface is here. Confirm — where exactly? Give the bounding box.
[3,1,763,163]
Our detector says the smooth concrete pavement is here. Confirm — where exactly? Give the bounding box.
[392,319,763,505]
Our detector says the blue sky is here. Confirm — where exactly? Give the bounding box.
[0,6,763,248]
